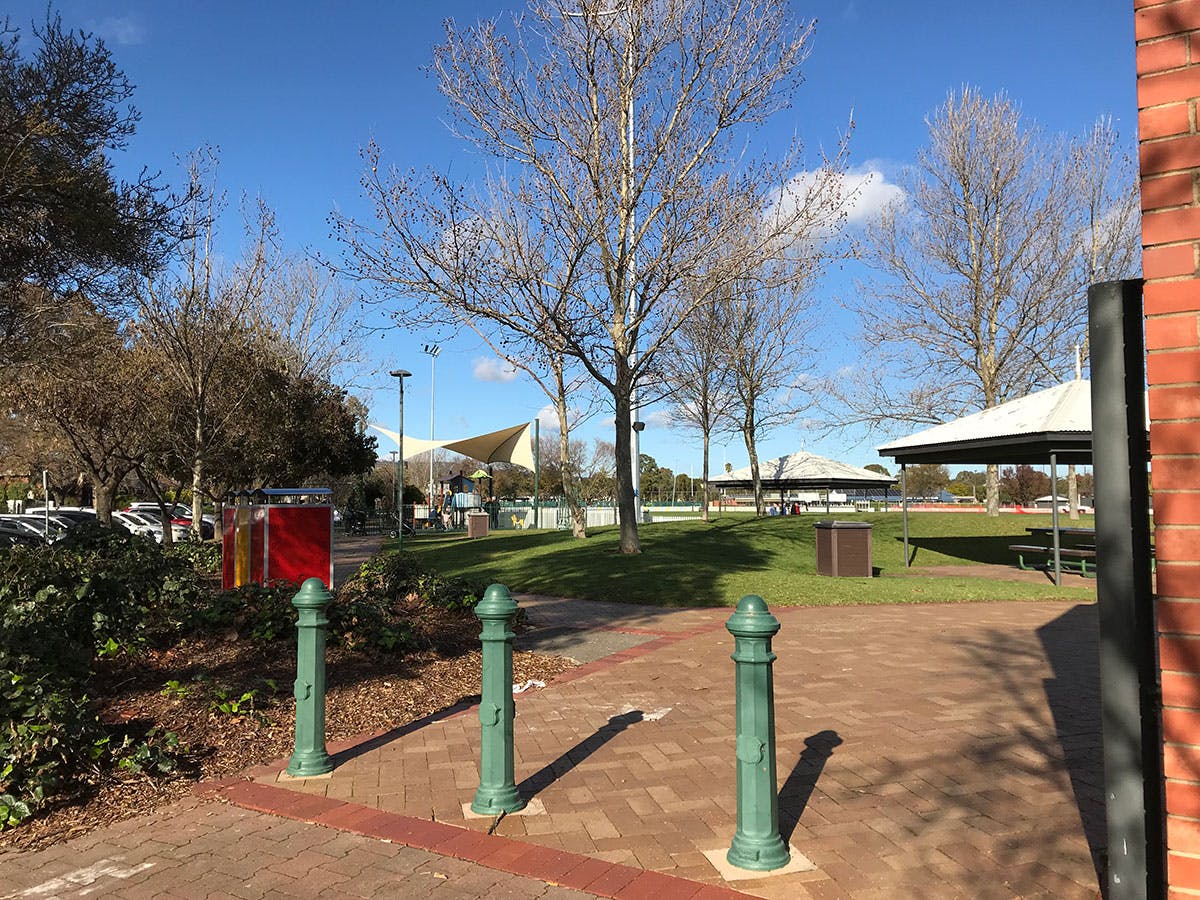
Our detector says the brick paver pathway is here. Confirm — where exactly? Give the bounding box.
[250,599,1104,899]
[0,796,602,900]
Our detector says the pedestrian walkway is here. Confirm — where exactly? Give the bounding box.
[0,588,1104,899]
[239,598,1104,899]
[0,796,601,899]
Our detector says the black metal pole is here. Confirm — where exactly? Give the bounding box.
[901,463,909,567]
[1088,279,1162,899]
[1050,453,1061,587]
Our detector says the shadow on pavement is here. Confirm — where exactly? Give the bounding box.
[779,730,842,844]
[518,711,644,801]
[1036,604,1107,885]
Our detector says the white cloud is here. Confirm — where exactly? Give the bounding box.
[644,409,673,429]
[472,356,518,383]
[840,164,905,225]
[780,162,905,234]
[89,16,147,46]
[536,404,588,432]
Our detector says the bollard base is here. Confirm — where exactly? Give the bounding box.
[470,786,526,816]
[704,844,814,881]
[726,833,792,872]
[286,750,334,778]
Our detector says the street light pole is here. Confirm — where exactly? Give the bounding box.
[389,369,412,549]
[422,344,441,509]
[563,3,640,526]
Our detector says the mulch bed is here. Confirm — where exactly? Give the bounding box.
[0,606,576,853]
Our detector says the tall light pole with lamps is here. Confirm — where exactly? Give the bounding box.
[389,369,411,549]
[563,3,642,524]
[422,344,441,507]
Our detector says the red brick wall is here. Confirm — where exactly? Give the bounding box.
[1138,0,1200,892]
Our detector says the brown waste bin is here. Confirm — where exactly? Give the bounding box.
[814,520,873,577]
[467,511,489,538]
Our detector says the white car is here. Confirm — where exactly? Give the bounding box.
[126,503,215,538]
[112,511,165,542]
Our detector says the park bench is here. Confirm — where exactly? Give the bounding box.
[1008,543,1098,577]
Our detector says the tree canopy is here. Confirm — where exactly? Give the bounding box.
[0,14,178,366]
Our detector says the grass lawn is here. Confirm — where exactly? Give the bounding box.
[396,512,1098,607]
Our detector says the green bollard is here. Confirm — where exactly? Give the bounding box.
[471,584,526,814]
[287,578,334,777]
[726,595,790,871]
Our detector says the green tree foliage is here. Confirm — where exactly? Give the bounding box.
[0,15,178,364]
[904,464,950,499]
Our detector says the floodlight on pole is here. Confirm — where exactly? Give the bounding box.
[389,369,412,549]
[422,344,441,507]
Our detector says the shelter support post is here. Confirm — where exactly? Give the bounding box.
[1089,279,1162,899]
[901,464,909,567]
[1050,453,1061,586]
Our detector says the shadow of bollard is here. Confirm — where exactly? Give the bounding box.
[779,730,843,844]
[517,710,644,800]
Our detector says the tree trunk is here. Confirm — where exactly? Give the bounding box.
[92,476,117,524]
[1067,464,1080,521]
[556,402,587,539]
[613,371,640,554]
[701,431,711,523]
[985,463,1000,517]
[743,429,764,516]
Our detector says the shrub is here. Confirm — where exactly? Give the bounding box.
[165,541,222,575]
[0,650,107,813]
[328,552,484,653]
[0,524,206,660]
[183,582,297,643]
[0,526,208,820]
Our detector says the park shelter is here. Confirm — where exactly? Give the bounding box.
[709,451,896,509]
[876,379,1095,584]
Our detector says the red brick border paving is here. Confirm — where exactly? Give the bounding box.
[201,779,747,899]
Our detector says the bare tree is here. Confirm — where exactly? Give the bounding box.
[725,265,815,514]
[336,0,847,553]
[256,255,365,384]
[842,88,1131,515]
[663,294,736,522]
[1062,119,1141,518]
[137,151,276,536]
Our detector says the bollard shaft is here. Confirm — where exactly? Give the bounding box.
[726,595,790,871]
[471,584,525,814]
[287,578,334,777]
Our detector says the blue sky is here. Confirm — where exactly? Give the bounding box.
[13,1,1136,478]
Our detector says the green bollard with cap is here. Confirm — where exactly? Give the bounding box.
[471,583,526,814]
[726,595,790,871]
[287,578,334,777]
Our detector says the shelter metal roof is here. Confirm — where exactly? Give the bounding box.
[876,380,1096,466]
[710,451,896,490]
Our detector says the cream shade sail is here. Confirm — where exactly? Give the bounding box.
[369,421,536,472]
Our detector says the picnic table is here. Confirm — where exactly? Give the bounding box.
[1009,527,1097,577]
[1009,526,1154,578]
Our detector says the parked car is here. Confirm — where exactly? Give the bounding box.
[0,519,45,546]
[112,511,166,542]
[125,503,215,539]
[1,514,71,542]
[25,507,97,526]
